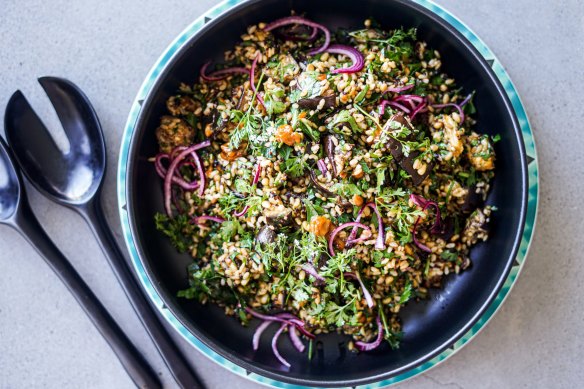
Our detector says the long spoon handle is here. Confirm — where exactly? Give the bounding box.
[82,199,203,389]
[13,202,161,389]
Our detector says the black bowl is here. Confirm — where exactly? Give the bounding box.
[122,0,528,386]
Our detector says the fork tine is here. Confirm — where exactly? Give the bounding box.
[4,90,67,186]
[37,77,104,156]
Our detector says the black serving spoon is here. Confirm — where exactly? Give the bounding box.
[5,77,203,389]
[0,135,160,388]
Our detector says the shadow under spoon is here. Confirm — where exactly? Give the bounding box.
[4,77,203,389]
[0,136,160,388]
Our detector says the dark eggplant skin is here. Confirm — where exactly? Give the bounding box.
[309,169,336,197]
[308,169,352,213]
[256,225,277,246]
[401,151,434,186]
[385,113,433,186]
[298,95,337,110]
[461,185,484,213]
[263,207,293,228]
[435,216,455,241]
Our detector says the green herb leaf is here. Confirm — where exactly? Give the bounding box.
[354,84,369,103]
[398,281,412,304]
[219,220,243,241]
[331,182,364,197]
[303,198,320,221]
[440,250,458,262]
[154,213,194,253]
[328,110,361,134]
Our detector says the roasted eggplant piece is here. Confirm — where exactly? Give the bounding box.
[309,169,335,197]
[298,95,337,110]
[385,113,433,185]
[256,225,277,246]
[401,151,434,186]
[435,216,455,241]
[263,206,293,228]
[461,185,484,214]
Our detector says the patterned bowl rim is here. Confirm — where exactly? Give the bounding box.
[117,0,539,387]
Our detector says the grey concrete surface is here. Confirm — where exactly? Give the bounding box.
[0,0,582,388]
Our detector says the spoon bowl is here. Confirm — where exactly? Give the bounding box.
[5,77,105,206]
[0,137,21,221]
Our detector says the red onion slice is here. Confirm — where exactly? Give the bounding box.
[192,215,225,225]
[367,202,386,250]
[233,205,250,218]
[251,312,310,360]
[247,309,313,337]
[302,263,326,283]
[410,194,442,234]
[431,102,464,123]
[252,320,273,351]
[246,308,316,344]
[154,153,169,177]
[275,313,315,339]
[190,150,206,196]
[246,307,288,323]
[345,234,370,246]
[252,163,262,186]
[316,159,328,175]
[328,222,371,256]
[346,202,385,250]
[346,208,365,246]
[233,163,261,218]
[288,326,305,352]
[155,153,200,190]
[200,61,249,82]
[393,94,425,110]
[380,100,411,115]
[394,95,425,105]
[430,93,472,123]
[309,169,335,197]
[459,93,473,107]
[274,312,302,322]
[412,216,432,253]
[409,193,429,208]
[409,98,427,121]
[164,141,211,217]
[327,44,365,74]
[344,272,374,308]
[264,16,331,55]
[354,316,383,351]
[426,202,443,234]
[272,323,291,367]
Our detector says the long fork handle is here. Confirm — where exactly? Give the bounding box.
[82,199,204,389]
[13,202,161,389]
